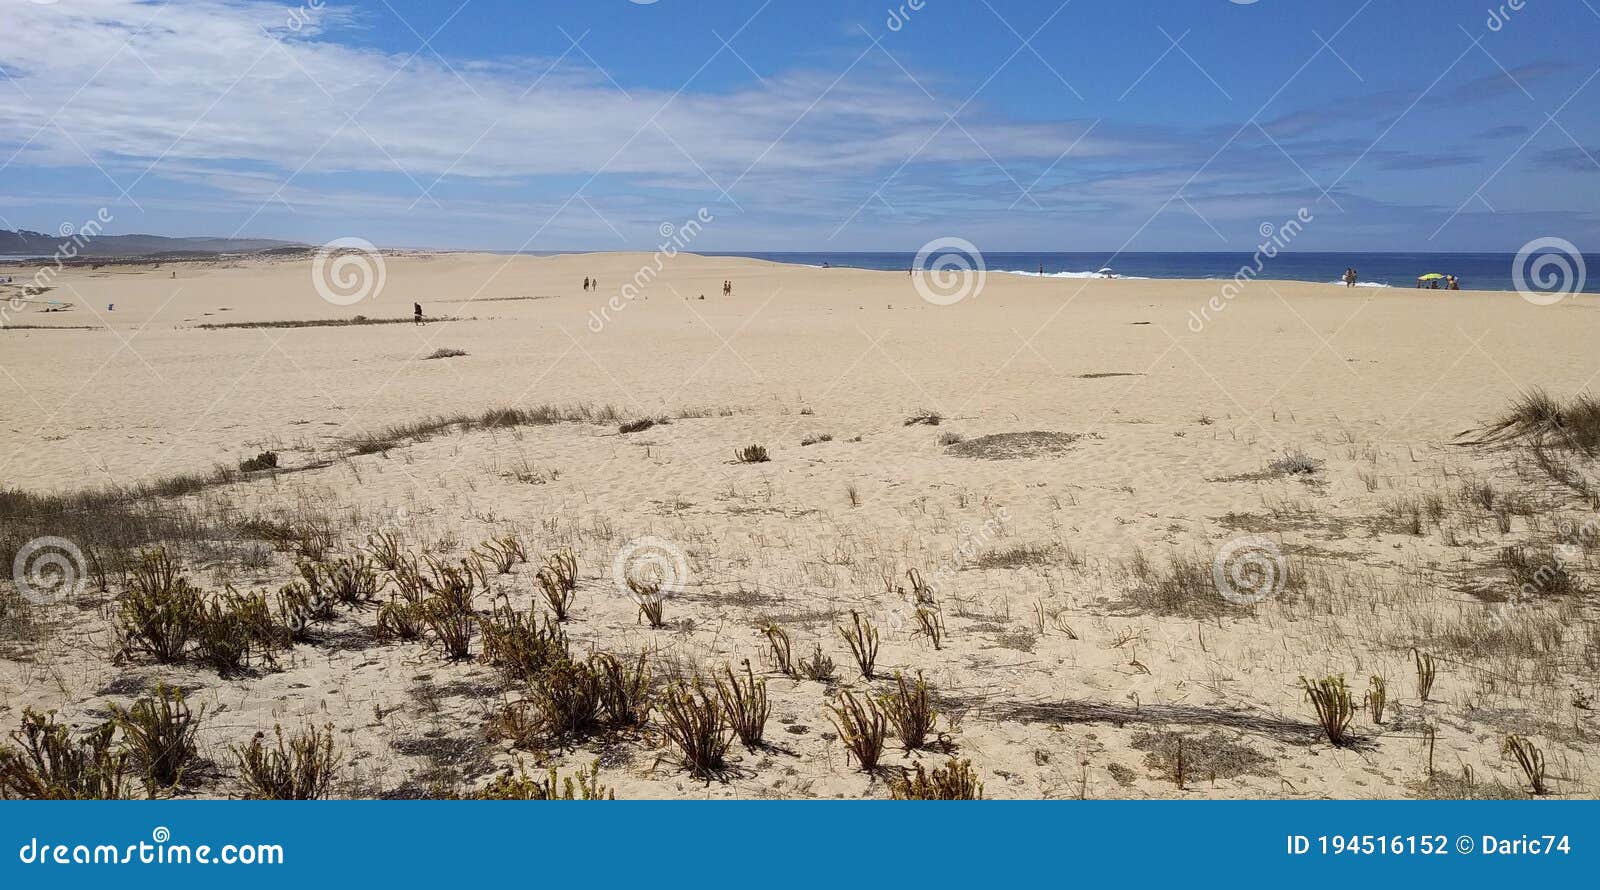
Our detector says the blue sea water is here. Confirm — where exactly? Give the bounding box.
[701,251,1600,293]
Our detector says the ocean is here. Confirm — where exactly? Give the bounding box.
[702,251,1599,293]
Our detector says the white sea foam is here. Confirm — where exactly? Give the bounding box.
[1328,280,1393,288]
[997,269,1148,280]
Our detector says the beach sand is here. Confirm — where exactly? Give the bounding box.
[2,251,1596,799]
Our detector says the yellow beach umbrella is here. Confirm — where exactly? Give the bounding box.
[1418,273,1446,281]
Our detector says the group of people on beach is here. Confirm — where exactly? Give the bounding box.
[1417,275,1461,290]
[582,276,600,291]
[1341,267,1359,287]
[722,280,733,296]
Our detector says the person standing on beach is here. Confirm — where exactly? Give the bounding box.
[583,277,590,292]
[413,302,423,325]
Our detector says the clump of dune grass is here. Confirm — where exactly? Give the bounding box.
[659,680,730,776]
[619,417,667,434]
[1499,545,1582,597]
[947,431,1081,460]
[733,444,770,463]
[829,689,887,772]
[837,610,879,679]
[0,710,131,799]
[479,601,569,681]
[889,758,983,800]
[112,684,200,794]
[197,316,464,330]
[1503,735,1548,796]
[471,760,612,800]
[630,578,668,628]
[527,659,604,740]
[115,549,205,664]
[714,660,769,750]
[473,535,526,574]
[591,651,652,729]
[881,672,938,751]
[1122,553,1235,618]
[239,450,278,472]
[799,643,836,682]
[232,723,338,800]
[1269,450,1322,476]
[195,588,287,674]
[347,402,623,455]
[971,543,1058,570]
[423,347,467,360]
[762,622,796,677]
[535,549,578,620]
[1301,675,1355,747]
[1413,648,1437,701]
[905,412,942,426]
[1481,388,1600,452]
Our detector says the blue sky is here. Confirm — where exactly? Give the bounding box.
[1,0,1596,251]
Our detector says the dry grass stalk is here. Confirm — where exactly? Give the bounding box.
[837,610,879,679]
[889,758,983,799]
[829,689,887,771]
[714,660,769,749]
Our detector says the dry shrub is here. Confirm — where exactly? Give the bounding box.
[196,588,286,673]
[479,602,568,680]
[0,710,131,800]
[113,684,200,794]
[537,549,578,620]
[365,529,407,572]
[591,651,652,729]
[881,672,938,751]
[1503,734,1548,796]
[829,689,887,772]
[659,680,730,776]
[115,549,205,664]
[232,723,338,800]
[889,758,983,800]
[475,536,527,574]
[762,622,796,677]
[799,643,836,682]
[734,444,770,463]
[1301,675,1354,747]
[837,610,879,679]
[714,660,769,750]
[471,760,612,800]
[630,578,667,628]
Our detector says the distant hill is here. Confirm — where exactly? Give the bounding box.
[0,229,299,258]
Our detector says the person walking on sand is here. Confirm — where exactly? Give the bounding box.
[583,277,590,292]
[414,302,423,325]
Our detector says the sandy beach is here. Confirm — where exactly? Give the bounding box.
[2,251,1597,799]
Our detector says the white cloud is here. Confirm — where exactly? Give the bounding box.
[0,0,1117,199]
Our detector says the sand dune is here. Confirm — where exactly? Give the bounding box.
[1,252,1595,799]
